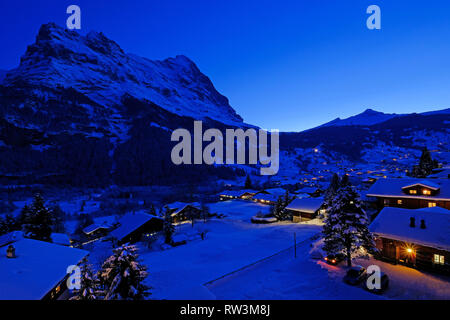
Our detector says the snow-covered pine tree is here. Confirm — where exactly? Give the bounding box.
[323,183,376,267]
[98,245,150,300]
[273,195,289,221]
[148,204,157,216]
[410,147,439,178]
[162,206,175,244]
[282,190,293,207]
[22,194,54,241]
[70,257,100,300]
[323,173,340,209]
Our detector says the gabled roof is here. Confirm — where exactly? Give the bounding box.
[219,189,259,197]
[110,212,161,241]
[83,223,110,235]
[401,180,441,191]
[262,188,286,196]
[0,239,88,300]
[285,198,324,214]
[370,206,450,251]
[367,178,450,201]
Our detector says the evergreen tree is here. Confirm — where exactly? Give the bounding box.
[282,190,293,207]
[162,206,175,244]
[147,204,157,216]
[244,174,252,189]
[0,214,19,235]
[70,257,100,300]
[411,147,439,178]
[22,194,54,241]
[51,204,66,233]
[99,245,150,300]
[324,173,340,209]
[200,203,210,223]
[272,195,289,221]
[322,184,376,267]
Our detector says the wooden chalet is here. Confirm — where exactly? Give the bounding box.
[166,202,202,223]
[370,206,450,274]
[83,223,111,240]
[110,212,163,245]
[219,189,259,201]
[285,197,325,222]
[367,178,450,210]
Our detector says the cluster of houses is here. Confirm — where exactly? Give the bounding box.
[0,201,205,300]
[367,176,450,274]
[219,186,327,223]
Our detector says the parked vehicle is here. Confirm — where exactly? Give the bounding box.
[324,254,344,265]
[363,272,389,294]
[343,265,367,285]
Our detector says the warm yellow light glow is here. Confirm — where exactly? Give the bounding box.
[406,248,413,253]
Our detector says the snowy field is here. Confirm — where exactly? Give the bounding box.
[140,200,321,299]
[208,240,450,300]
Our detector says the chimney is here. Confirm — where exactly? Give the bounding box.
[410,217,415,228]
[420,219,426,229]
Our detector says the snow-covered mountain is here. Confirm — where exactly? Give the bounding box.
[318,107,450,128]
[0,23,245,186]
[2,23,242,126]
[319,108,400,127]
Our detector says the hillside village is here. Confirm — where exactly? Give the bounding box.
[0,147,449,300]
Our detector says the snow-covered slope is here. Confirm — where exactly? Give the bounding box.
[319,108,400,127]
[3,23,243,126]
[319,107,450,128]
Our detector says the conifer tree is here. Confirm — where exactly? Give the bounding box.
[322,183,376,267]
[99,245,150,300]
[22,194,54,241]
[272,195,289,221]
[244,174,252,189]
[162,206,175,244]
[324,173,340,209]
[411,147,439,178]
[70,257,100,300]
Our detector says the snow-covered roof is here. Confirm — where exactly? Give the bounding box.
[427,169,450,179]
[262,188,286,196]
[219,189,259,197]
[285,198,324,213]
[165,202,202,217]
[0,239,88,300]
[401,180,441,191]
[370,207,450,251]
[0,231,24,247]
[51,233,71,246]
[110,212,161,241]
[83,223,110,235]
[367,178,450,201]
[295,187,319,194]
[252,194,278,202]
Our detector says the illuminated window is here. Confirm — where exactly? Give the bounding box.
[428,202,437,208]
[433,254,444,265]
[397,199,403,205]
[422,189,431,195]
[409,190,417,194]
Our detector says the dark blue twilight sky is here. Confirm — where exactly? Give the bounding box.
[1,0,450,131]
